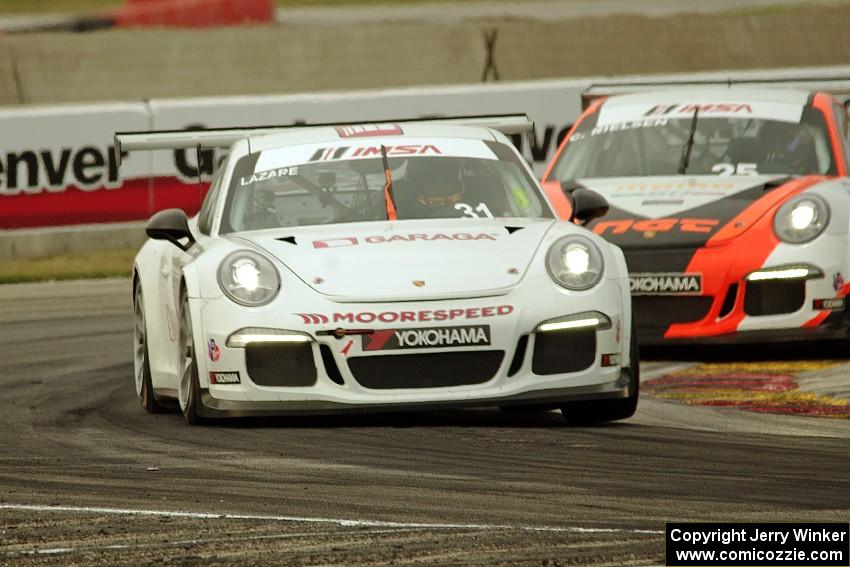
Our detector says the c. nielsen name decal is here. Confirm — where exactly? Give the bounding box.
[630,273,703,295]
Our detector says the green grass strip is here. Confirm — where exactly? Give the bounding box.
[0,248,135,284]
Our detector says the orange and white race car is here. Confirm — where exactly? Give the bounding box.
[542,82,850,344]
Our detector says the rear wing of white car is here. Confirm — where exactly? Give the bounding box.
[113,114,535,166]
[580,76,850,110]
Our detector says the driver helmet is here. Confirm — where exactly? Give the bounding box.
[407,158,464,208]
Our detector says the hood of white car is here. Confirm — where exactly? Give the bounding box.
[236,218,556,301]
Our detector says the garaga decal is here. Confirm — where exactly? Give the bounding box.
[594,218,720,236]
[313,232,499,248]
[363,325,491,351]
[630,273,703,295]
[295,305,514,325]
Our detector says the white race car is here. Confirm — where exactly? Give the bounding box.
[119,116,637,425]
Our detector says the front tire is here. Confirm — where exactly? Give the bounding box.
[178,288,204,425]
[133,282,162,414]
[561,316,639,425]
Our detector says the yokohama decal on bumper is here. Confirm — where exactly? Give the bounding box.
[362,325,491,351]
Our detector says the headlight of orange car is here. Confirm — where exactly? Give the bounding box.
[773,194,829,244]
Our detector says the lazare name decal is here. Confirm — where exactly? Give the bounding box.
[630,273,703,295]
[363,325,491,351]
[313,233,499,248]
[296,305,514,325]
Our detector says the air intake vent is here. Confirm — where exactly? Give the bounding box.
[718,283,738,319]
[508,335,528,376]
[320,344,345,385]
[277,236,297,245]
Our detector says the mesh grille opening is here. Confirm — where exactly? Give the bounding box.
[744,279,805,316]
[348,351,504,389]
[532,329,596,375]
[633,296,714,334]
[245,343,317,387]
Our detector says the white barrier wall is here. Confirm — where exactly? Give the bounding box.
[4,65,850,229]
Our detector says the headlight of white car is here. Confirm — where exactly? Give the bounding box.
[546,235,604,291]
[773,194,829,244]
[218,250,280,306]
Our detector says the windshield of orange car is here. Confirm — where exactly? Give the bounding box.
[551,102,836,180]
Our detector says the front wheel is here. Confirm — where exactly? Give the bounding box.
[178,288,204,425]
[561,317,639,425]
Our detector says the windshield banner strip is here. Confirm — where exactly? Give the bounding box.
[597,101,804,127]
[254,138,500,171]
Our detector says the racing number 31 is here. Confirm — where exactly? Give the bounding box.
[454,203,495,219]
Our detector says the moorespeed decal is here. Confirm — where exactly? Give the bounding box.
[295,305,514,325]
[312,233,499,248]
[209,371,241,385]
[239,166,299,185]
[630,273,702,296]
[613,180,737,195]
[362,325,491,351]
[335,124,404,138]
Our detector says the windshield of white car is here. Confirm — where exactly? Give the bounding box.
[551,105,835,180]
[220,144,551,233]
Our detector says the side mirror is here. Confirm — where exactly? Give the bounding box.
[146,208,195,252]
[569,186,609,225]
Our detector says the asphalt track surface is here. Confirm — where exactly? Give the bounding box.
[0,279,848,566]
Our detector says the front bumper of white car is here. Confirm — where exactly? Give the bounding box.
[189,280,631,417]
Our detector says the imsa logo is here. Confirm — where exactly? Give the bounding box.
[629,273,703,296]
